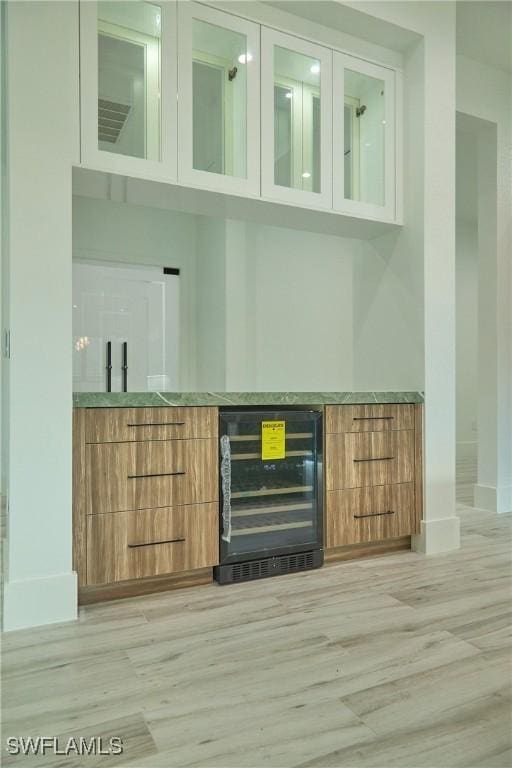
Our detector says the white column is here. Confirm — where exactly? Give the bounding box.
[413,5,460,554]
[2,2,80,630]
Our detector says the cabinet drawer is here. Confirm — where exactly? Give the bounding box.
[326,483,417,547]
[86,503,219,585]
[326,430,414,490]
[86,438,218,514]
[84,407,217,443]
[326,404,414,434]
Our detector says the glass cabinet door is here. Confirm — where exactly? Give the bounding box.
[261,29,332,210]
[177,2,260,195]
[80,0,177,179]
[333,52,396,220]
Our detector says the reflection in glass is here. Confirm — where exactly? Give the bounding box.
[344,69,385,206]
[97,1,161,160]
[192,19,248,178]
[273,46,321,193]
[274,85,292,187]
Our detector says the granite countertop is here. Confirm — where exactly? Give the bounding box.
[73,391,424,408]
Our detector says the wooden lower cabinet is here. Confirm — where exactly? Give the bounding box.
[73,406,220,601]
[87,503,219,585]
[74,402,423,599]
[326,483,417,547]
[325,404,414,434]
[86,438,218,514]
[325,403,423,558]
[84,406,217,444]
[326,430,414,490]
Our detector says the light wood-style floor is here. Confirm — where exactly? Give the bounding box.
[2,462,511,768]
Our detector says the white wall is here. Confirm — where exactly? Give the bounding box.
[455,125,478,454]
[352,37,424,393]
[73,198,355,393]
[224,220,255,390]
[0,1,7,503]
[455,220,478,448]
[195,217,227,390]
[242,223,354,391]
[3,2,80,630]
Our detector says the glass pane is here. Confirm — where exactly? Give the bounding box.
[219,411,321,562]
[97,2,161,160]
[274,85,292,187]
[344,69,385,206]
[192,19,248,178]
[273,46,321,193]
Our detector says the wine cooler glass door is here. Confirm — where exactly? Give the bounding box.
[219,410,322,563]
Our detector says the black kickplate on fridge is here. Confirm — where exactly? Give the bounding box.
[214,550,323,584]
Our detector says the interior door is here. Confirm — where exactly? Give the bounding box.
[72,262,179,392]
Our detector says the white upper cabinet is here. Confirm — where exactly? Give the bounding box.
[80,0,177,180]
[78,2,402,223]
[261,29,332,210]
[177,2,260,195]
[333,52,397,221]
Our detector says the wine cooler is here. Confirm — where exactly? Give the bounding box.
[215,409,323,584]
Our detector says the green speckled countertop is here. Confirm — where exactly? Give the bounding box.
[73,391,424,408]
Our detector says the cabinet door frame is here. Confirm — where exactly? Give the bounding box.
[261,27,333,210]
[177,1,260,197]
[333,52,396,222]
[79,0,177,182]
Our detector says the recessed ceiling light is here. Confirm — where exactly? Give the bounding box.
[302,171,311,178]
[285,92,293,99]
[310,63,320,75]
[238,53,253,64]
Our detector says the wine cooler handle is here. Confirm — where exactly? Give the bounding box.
[106,341,112,393]
[220,435,232,543]
[122,341,128,393]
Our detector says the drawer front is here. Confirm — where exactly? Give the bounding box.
[87,503,219,584]
[86,438,218,514]
[326,404,414,434]
[85,407,217,443]
[326,430,414,490]
[326,483,417,547]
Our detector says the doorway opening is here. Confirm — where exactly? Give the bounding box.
[455,112,499,511]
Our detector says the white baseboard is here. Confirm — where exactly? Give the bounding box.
[3,571,78,631]
[412,516,461,555]
[474,483,512,514]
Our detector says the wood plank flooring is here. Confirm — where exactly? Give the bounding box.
[2,463,511,767]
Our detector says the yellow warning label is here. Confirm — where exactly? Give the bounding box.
[261,421,286,460]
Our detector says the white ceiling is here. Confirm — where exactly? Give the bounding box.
[456,1,512,73]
